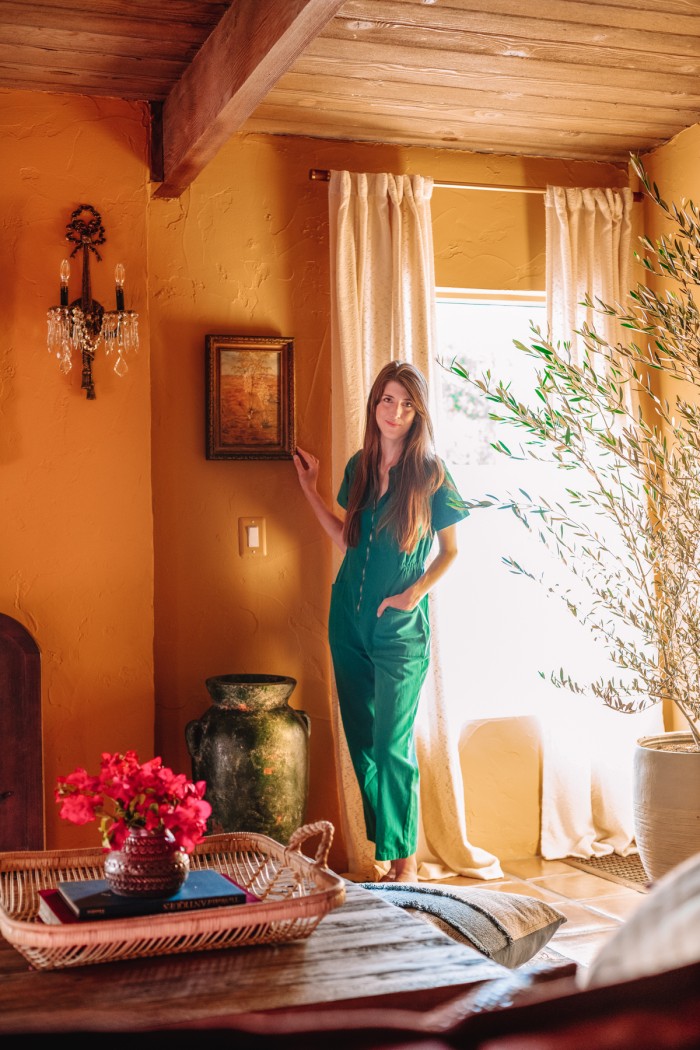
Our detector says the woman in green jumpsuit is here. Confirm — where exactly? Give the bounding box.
[294,361,468,882]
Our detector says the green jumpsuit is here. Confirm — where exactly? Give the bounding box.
[329,452,469,861]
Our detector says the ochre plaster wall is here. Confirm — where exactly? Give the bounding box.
[642,126,700,734]
[431,154,628,291]
[147,133,628,867]
[0,90,153,848]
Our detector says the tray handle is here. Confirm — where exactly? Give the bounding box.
[286,821,334,867]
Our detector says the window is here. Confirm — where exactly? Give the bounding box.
[433,294,602,721]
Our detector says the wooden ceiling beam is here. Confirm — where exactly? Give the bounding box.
[153,0,347,199]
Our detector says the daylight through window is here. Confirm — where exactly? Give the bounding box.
[433,295,605,723]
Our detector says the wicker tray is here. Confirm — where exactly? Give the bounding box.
[0,820,346,971]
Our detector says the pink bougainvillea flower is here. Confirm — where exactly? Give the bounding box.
[56,792,101,825]
[55,767,101,796]
[160,797,212,853]
[105,817,130,849]
[55,751,211,853]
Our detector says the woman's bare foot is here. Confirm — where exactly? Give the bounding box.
[379,855,418,883]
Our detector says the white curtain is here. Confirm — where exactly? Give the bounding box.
[328,170,502,880]
[547,186,633,359]
[542,186,663,858]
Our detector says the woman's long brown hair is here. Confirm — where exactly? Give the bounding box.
[343,361,445,553]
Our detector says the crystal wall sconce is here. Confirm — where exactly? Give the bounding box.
[46,204,139,399]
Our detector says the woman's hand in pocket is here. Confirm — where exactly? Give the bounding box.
[377,588,419,617]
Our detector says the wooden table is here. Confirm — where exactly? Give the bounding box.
[0,882,509,1034]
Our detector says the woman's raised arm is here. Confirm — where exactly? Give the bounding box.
[293,447,347,553]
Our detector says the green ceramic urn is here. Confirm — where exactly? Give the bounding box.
[185,674,310,844]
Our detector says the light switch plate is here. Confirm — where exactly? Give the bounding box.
[238,516,267,557]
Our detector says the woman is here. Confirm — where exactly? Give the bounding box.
[294,361,468,882]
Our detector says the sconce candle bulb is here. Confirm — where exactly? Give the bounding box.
[46,206,139,398]
[114,263,125,311]
[59,259,70,306]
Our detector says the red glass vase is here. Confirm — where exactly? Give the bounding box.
[103,827,190,897]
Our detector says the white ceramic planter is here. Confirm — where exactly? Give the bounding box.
[633,732,700,882]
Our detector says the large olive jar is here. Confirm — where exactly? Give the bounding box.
[185,674,310,844]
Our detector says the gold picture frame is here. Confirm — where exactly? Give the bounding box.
[205,335,295,460]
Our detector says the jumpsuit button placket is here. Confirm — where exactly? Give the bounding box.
[357,508,376,613]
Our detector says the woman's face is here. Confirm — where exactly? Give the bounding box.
[375,379,417,445]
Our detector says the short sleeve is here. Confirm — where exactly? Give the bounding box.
[337,452,360,510]
[431,463,469,532]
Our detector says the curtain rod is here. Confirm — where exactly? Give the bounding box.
[308,169,643,201]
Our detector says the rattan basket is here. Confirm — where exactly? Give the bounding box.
[0,821,345,971]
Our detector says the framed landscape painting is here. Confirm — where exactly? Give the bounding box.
[205,335,295,460]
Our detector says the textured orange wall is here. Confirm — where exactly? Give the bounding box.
[0,90,153,848]
[642,126,700,220]
[429,152,628,291]
[147,133,627,871]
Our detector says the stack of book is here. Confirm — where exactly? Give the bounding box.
[38,869,258,924]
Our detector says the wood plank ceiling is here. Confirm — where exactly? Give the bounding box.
[1,0,699,197]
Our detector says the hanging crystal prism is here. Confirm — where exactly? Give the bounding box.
[103,268,140,376]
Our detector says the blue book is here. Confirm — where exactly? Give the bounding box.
[56,868,251,920]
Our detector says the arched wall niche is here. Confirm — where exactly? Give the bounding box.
[0,614,43,850]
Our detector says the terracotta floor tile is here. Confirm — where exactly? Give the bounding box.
[583,893,648,922]
[529,871,625,900]
[502,857,576,879]
[546,899,621,929]
[447,879,563,902]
